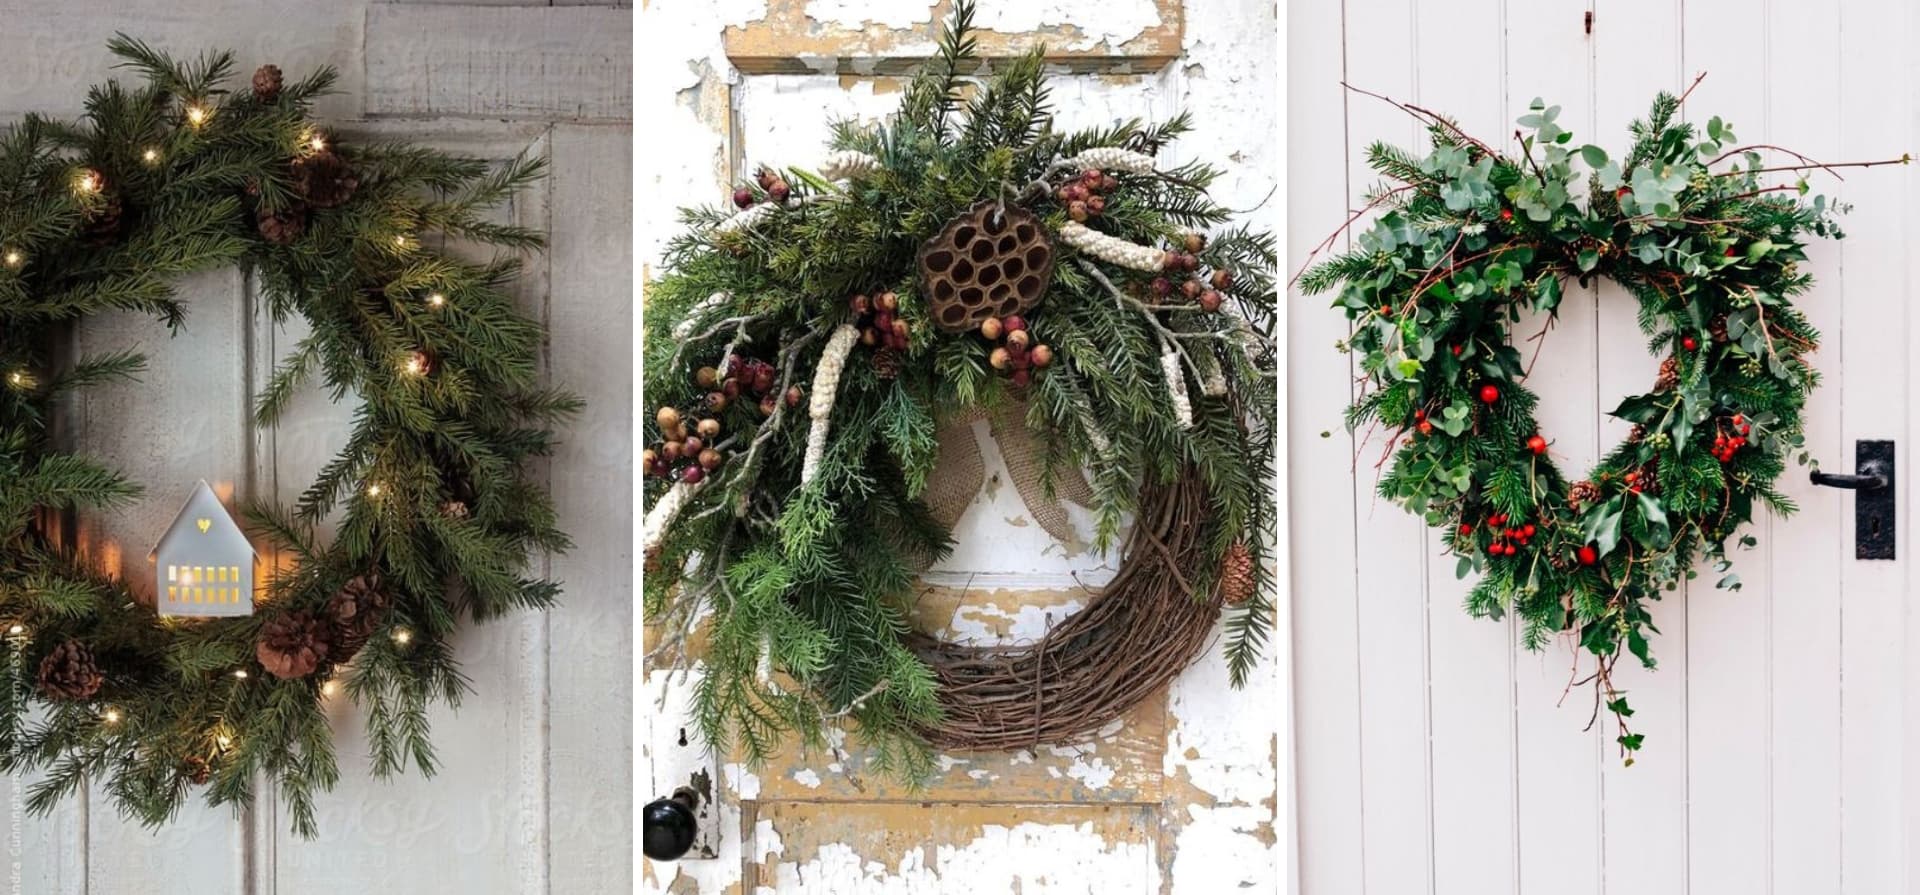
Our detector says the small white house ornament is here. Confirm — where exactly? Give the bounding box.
[148,480,257,618]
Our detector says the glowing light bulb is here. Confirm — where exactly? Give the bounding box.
[392,235,412,251]
[75,169,103,194]
[309,134,327,153]
[102,708,122,724]
[3,250,22,268]
[217,734,233,749]
[142,148,160,164]
[7,624,23,635]
[232,669,249,680]
[391,628,412,646]
[185,104,210,127]
[427,292,446,309]
[365,482,383,497]
[402,351,429,377]
[7,371,25,387]
[321,680,339,697]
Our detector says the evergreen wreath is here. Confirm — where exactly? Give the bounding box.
[0,39,575,834]
[644,1,1277,780]
[1299,79,1906,761]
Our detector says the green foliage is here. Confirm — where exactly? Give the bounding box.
[646,0,1277,778]
[0,39,571,836]
[1302,90,1861,762]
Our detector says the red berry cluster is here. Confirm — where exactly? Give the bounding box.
[851,290,910,352]
[1711,413,1752,463]
[697,354,784,417]
[646,407,725,484]
[1058,168,1120,222]
[1622,469,1648,493]
[981,315,1052,388]
[1150,234,1230,313]
[733,167,791,209]
[1412,407,1433,437]
[1480,511,1535,557]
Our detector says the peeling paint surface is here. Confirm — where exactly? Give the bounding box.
[642,0,1277,891]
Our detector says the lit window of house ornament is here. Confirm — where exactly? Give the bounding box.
[150,480,257,618]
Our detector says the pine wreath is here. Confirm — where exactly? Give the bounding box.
[1299,82,1906,760]
[0,38,575,835]
[644,1,1277,778]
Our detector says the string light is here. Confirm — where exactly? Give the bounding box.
[142,147,160,164]
[401,351,430,377]
[392,235,413,251]
[365,482,383,498]
[426,292,446,309]
[74,169,103,195]
[7,371,30,390]
[3,249,22,269]
[6,624,23,635]
[232,669,249,680]
[307,132,327,153]
[321,680,339,697]
[216,734,233,750]
[102,708,122,724]
[391,628,412,646]
[184,104,210,127]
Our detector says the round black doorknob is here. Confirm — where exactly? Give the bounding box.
[643,789,701,861]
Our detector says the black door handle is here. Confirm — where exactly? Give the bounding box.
[643,788,702,861]
[1811,465,1888,490]
[1812,441,1895,560]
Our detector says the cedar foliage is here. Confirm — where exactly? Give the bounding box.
[644,1,1278,779]
[0,38,573,835]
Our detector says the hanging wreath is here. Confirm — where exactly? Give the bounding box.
[644,1,1277,779]
[1299,81,1906,760]
[0,39,574,834]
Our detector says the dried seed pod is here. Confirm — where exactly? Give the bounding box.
[920,200,1055,333]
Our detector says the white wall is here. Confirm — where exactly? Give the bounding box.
[1,4,632,893]
[1288,1,1917,893]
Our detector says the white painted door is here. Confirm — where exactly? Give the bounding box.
[641,1,1280,892]
[1289,2,1917,893]
[1,4,631,893]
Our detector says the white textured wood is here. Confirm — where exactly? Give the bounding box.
[364,5,631,122]
[1293,1,1917,893]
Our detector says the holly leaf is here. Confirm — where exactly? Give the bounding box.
[1635,490,1671,547]
[1582,495,1626,556]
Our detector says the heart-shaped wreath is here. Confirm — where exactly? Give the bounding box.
[1299,82,1905,759]
[644,2,1277,778]
[0,40,572,834]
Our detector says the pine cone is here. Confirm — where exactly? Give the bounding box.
[82,193,126,246]
[1627,424,1646,444]
[872,348,902,380]
[1568,480,1601,510]
[1654,356,1680,392]
[36,640,103,701]
[291,150,359,209]
[255,610,331,680]
[439,499,469,520]
[252,64,283,103]
[181,756,211,786]
[1709,314,1729,344]
[1220,541,1256,606]
[256,206,307,245]
[326,573,390,662]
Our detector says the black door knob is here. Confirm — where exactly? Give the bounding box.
[643,788,701,861]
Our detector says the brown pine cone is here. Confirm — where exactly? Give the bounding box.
[326,573,391,662]
[1653,356,1680,392]
[255,610,331,680]
[36,639,103,701]
[1709,314,1729,343]
[256,206,307,245]
[82,193,126,246]
[291,150,359,209]
[1567,480,1601,510]
[1220,541,1257,606]
[1627,424,1646,444]
[872,348,902,380]
[252,64,283,103]
[181,756,211,786]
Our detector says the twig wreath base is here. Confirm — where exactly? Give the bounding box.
[1301,80,1905,761]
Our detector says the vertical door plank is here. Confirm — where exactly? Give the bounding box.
[1835,1,1911,891]
[1287,0,1366,891]
[1763,6,1845,891]
[1504,5,1604,894]
[1590,3,1688,893]
[1677,5,1773,892]
[1412,3,1518,893]
[1342,2,1436,892]
[76,271,252,895]
[547,123,635,894]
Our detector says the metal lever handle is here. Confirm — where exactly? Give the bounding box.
[1811,464,1888,491]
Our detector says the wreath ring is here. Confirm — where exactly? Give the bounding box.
[644,2,1277,777]
[0,40,573,835]
[1302,85,1904,758]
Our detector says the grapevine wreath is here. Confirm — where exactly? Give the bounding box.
[644,2,1277,777]
[1299,81,1905,760]
[0,41,573,834]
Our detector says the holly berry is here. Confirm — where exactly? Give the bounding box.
[1488,543,1503,557]
[1616,187,1632,199]
[1499,208,1513,223]
[1459,523,1473,536]
[732,187,754,209]
[1681,335,1699,351]
[1522,523,1536,538]
[1526,434,1548,455]
[1725,245,1738,257]
[1413,409,1428,422]
[1479,384,1500,404]
[1577,545,1599,566]
[1732,413,1745,427]
[1489,513,1507,526]
[1451,344,1463,356]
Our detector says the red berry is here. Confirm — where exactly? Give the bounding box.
[681,466,705,484]
[1011,369,1031,388]
[1499,208,1513,222]
[1725,246,1737,257]
[733,187,754,209]
[769,181,790,203]
[1003,315,1027,333]
[1682,336,1698,351]
[1616,187,1632,199]
[1459,523,1473,536]
[1451,344,1463,356]
[1577,545,1599,566]
[1490,513,1507,526]
[1732,414,1745,426]
[1522,524,1536,538]
[1504,543,1519,556]
[1414,409,1427,422]
[1488,543,1503,557]
[1417,420,1434,436]
[1087,195,1107,215]
[1479,384,1500,404]
[1527,434,1548,455]
[1151,277,1172,297]
[1081,168,1104,186]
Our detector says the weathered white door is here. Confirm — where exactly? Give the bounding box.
[1289,1,1917,893]
[641,1,1280,892]
[1,4,631,893]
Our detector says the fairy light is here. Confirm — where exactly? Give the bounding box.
[390,628,412,646]
[321,679,339,697]
[7,371,30,390]
[216,733,233,750]
[6,624,23,636]
[102,708,122,725]
[307,132,327,153]
[426,292,446,309]
[3,249,22,269]
[401,351,430,377]
[184,104,210,127]
[74,169,103,195]
[365,482,383,498]
[392,234,413,252]
[232,669,249,680]
[142,147,160,165]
